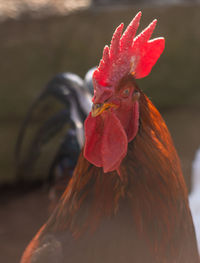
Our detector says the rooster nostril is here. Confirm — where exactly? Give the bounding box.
[132,91,140,102]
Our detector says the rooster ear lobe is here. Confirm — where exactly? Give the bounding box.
[132,90,140,102]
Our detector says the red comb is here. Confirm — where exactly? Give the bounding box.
[93,12,165,102]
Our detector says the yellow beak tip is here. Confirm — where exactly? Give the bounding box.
[91,102,118,117]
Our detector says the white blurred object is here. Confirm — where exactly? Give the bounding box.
[189,148,200,254]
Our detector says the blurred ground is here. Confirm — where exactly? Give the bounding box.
[0,187,49,263]
[0,107,200,263]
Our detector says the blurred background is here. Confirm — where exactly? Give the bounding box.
[0,0,200,262]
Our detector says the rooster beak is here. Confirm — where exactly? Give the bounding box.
[91,102,118,117]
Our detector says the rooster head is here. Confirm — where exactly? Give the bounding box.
[84,12,165,175]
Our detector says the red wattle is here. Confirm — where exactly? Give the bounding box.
[126,101,139,142]
[101,111,128,172]
[84,110,128,173]
[84,113,103,167]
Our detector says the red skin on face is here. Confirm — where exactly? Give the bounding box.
[84,109,128,173]
[84,81,139,174]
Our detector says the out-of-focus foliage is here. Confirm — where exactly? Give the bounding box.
[0,0,90,21]
[92,0,198,4]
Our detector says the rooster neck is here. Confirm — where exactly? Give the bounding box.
[117,93,198,260]
[52,93,185,233]
[52,92,186,231]
[29,93,199,263]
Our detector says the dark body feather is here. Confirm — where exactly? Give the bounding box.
[21,88,199,263]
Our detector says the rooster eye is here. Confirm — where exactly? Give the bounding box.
[122,88,130,97]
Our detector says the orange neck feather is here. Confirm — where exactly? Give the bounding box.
[49,90,184,228]
[44,91,198,260]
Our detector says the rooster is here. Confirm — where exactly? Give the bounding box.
[21,12,199,263]
[15,71,93,202]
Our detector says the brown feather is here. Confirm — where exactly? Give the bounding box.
[21,77,199,263]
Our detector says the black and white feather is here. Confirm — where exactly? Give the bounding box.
[15,69,95,191]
